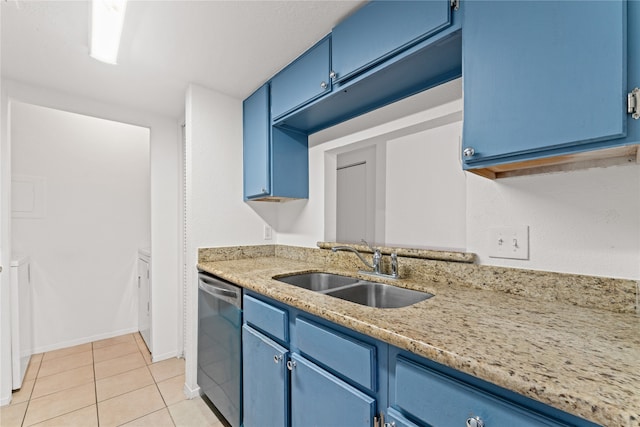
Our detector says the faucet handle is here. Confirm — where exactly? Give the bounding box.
[390,252,399,278]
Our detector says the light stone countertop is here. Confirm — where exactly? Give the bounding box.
[198,251,639,427]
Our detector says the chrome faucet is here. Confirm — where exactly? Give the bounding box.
[331,245,379,272]
[331,239,399,279]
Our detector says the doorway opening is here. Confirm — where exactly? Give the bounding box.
[10,101,151,354]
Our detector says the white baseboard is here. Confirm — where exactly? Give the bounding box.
[151,350,179,364]
[31,327,139,354]
[0,394,12,407]
[184,382,200,399]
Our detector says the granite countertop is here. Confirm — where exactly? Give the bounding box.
[198,251,639,427]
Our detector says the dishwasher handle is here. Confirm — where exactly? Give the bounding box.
[199,281,237,298]
[198,273,242,308]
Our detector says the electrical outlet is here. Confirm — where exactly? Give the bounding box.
[488,226,529,260]
[263,224,273,240]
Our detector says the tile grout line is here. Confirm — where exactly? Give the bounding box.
[114,334,169,426]
[93,342,100,427]
[22,356,95,427]
[92,335,145,425]
[34,352,94,380]
[14,334,187,427]
[146,337,177,427]
[20,355,42,427]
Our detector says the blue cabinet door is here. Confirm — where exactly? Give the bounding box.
[290,353,376,427]
[392,357,569,427]
[242,325,289,427]
[243,84,270,199]
[331,0,453,84]
[271,36,331,120]
[462,0,627,167]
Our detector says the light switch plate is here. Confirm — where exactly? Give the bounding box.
[263,224,273,240]
[488,226,529,260]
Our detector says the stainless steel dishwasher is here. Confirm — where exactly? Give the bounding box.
[197,271,242,427]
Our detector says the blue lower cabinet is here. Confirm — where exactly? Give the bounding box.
[289,353,376,427]
[388,350,600,427]
[243,294,288,344]
[241,292,599,427]
[295,317,377,393]
[242,325,289,427]
[392,357,558,427]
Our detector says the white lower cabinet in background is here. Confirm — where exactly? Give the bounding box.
[137,249,151,353]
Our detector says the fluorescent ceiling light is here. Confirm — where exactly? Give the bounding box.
[90,0,128,64]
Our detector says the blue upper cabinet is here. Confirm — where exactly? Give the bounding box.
[271,1,461,134]
[331,0,453,84]
[462,0,634,177]
[243,84,270,199]
[243,84,309,201]
[271,36,332,120]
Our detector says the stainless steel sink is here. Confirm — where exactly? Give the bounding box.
[325,282,433,308]
[275,272,359,291]
[275,272,433,308]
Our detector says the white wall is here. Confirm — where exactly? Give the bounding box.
[11,102,150,352]
[466,165,640,279]
[385,121,466,250]
[276,79,640,280]
[183,84,273,395]
[0,79,181,403]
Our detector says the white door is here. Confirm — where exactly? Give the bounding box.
[336,147,376,244]
[138,258,151,351]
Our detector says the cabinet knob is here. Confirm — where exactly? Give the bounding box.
[329,70,337,80]
[286,360,297,371]
[320,81,328,90]
[261,187,267,194]
[273,354,282,364]
[463,147,475,158]
[466,416,485,427]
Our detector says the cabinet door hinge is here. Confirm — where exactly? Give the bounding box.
[451,0,460,11]
[628,87,639,120]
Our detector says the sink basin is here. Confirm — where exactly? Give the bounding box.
[325,282,433,309]
[275,272,433,308]
[275,272,359,292]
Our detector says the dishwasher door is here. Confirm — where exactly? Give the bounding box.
[197,272,242,427]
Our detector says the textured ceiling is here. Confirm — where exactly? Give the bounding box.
[1,0,364,118]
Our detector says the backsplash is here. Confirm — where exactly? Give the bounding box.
[198,244,637,314]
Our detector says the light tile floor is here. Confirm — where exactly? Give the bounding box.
[0,333,224,427]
